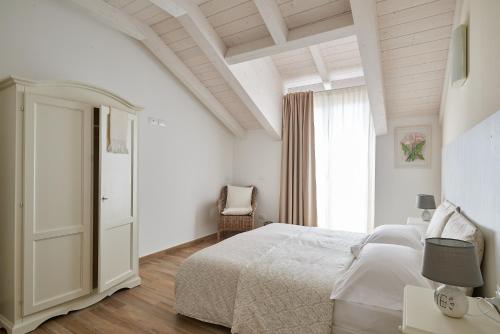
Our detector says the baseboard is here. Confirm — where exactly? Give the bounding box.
[139,233,217,264]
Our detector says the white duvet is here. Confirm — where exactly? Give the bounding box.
[175,223,365,333]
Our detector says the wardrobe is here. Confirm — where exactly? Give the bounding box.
[0,76,142,334]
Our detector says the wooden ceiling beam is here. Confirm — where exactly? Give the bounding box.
[253,0,288,45]
[350,0,387,135]
[225,13,356,65]
[71,0,246,137]
[308,45,331,90]
[153,0,282,139]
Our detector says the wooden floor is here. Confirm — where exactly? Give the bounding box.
[20,236,230,334]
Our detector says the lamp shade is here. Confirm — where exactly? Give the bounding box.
[416,194,436,209]
[422,238,483,287]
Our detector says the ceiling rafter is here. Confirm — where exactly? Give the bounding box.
[253,0,288,45]
[71,0,246,137]
[225,13,356,65]
[350,0,387,135]
[308,45,332,90]
[151,0,282,139]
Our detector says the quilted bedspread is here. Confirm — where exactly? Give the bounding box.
[175,224,365,333]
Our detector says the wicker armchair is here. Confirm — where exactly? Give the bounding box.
[217,186,257,241]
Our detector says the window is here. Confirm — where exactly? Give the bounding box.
[314,86,375,233]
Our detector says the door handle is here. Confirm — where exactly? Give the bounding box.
[101,197,109,201]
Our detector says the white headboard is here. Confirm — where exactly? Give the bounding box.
[442,110,500,297]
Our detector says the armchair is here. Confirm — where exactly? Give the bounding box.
[217,185,257,241]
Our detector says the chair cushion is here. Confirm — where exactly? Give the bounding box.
[226,185,253,209]
[222,207,253,216]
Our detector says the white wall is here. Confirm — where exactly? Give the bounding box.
[439,0,500,296]
[441,110,500,297]
[233,130,282,225]
[232,116,444,230]
[375,115,442,226]
[441,0,500,145]
[0,0,235,256]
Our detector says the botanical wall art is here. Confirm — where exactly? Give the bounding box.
[394,125,432,168]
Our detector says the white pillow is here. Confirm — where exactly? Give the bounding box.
[441,212,484,264]
[351,225,423,257]
[226,185,253,209]
[332,243,434,311]
[221,207,252,216]
[425,201,456,238]
[410,223,429,244]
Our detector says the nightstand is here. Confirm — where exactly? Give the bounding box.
[406,216,426,225]
[401,285,500,333]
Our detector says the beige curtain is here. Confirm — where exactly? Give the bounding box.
[279,92,317,227]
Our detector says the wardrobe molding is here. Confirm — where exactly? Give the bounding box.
[0,76,143,334]
[0,76,143,111]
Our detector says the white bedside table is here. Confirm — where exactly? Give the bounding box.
[406,216,426,225]
[401,285,500,333]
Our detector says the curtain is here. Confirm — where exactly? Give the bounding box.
[314,86,375,233]
[279,92,317,227]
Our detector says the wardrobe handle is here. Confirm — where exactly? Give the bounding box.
[101,197,109,201]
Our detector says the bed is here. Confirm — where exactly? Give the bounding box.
[175,223,435,334]
[175,108,498,333]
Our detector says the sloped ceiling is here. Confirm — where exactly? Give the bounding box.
[74,0,456,137]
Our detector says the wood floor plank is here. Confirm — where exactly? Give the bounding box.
[19,238,230,334]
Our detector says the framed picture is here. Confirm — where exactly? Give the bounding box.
[394,125,432,169]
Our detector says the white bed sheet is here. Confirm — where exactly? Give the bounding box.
[333,300,402,334]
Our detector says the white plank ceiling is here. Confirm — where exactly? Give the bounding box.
[94,0,456,136]
[376,0,455,117]
[273,35,363,90]
[277,0,351,30]
[200,0,270,48]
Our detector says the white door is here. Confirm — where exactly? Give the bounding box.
[98,106,138,293]
[23,94,92,316]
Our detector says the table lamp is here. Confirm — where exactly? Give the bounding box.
[416,194,436,221]
[422,238,483,318]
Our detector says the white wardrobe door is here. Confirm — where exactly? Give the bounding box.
[23,94,92,316]
[98,106,138,293]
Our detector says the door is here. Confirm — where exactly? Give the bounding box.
[98,106,138,292]
[23,94,92,315]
